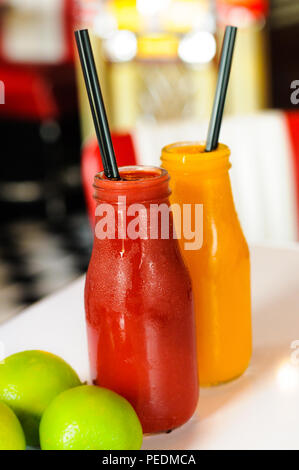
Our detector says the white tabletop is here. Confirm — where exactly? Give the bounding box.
[1,245,299,450]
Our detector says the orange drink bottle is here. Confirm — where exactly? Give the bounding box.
[161,142,252,386]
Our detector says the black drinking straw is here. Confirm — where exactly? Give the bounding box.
[205,26,237,152]
[75,29,120,180]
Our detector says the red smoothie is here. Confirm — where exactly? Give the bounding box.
[85,166,199,433]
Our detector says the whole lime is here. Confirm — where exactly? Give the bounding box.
[0,401,26,450]
[40,385,143,450]
[0,350,81,447]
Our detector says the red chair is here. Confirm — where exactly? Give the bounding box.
[0,0,76,120]
[81,133,137,225]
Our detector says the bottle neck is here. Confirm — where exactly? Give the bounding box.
[161,142,235,210]
[92,166,176,244]
[161,142,231,175]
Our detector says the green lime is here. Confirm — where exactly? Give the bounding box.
[40,385,143,450]
[0,401,26,450]
[0,350,81,447]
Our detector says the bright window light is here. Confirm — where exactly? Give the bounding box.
[104,30,137,63]
[178,31,216,65]
[93,12,118,39]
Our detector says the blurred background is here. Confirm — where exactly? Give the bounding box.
[0,0,298,323]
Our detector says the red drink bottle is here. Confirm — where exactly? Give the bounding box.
[85,166,199,433]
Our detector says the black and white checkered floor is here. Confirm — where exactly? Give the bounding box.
[0,213,92,324]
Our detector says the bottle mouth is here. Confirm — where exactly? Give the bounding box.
[161,141,231,172]
[93,166,170,203]
[95,166,168,185]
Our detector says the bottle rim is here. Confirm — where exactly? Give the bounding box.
[93,165,170,203]
[161,142,231,172]
[94,166,168,186]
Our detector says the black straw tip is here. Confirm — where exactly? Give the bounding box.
[75,28,120,180]
[205,25,238,153]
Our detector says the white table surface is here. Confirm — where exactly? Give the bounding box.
[1,245,299,450]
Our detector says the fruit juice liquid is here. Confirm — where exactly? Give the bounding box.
[161,143,252,386]
[85,166,199,433]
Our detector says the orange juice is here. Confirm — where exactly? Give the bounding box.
[161,142,252,386]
